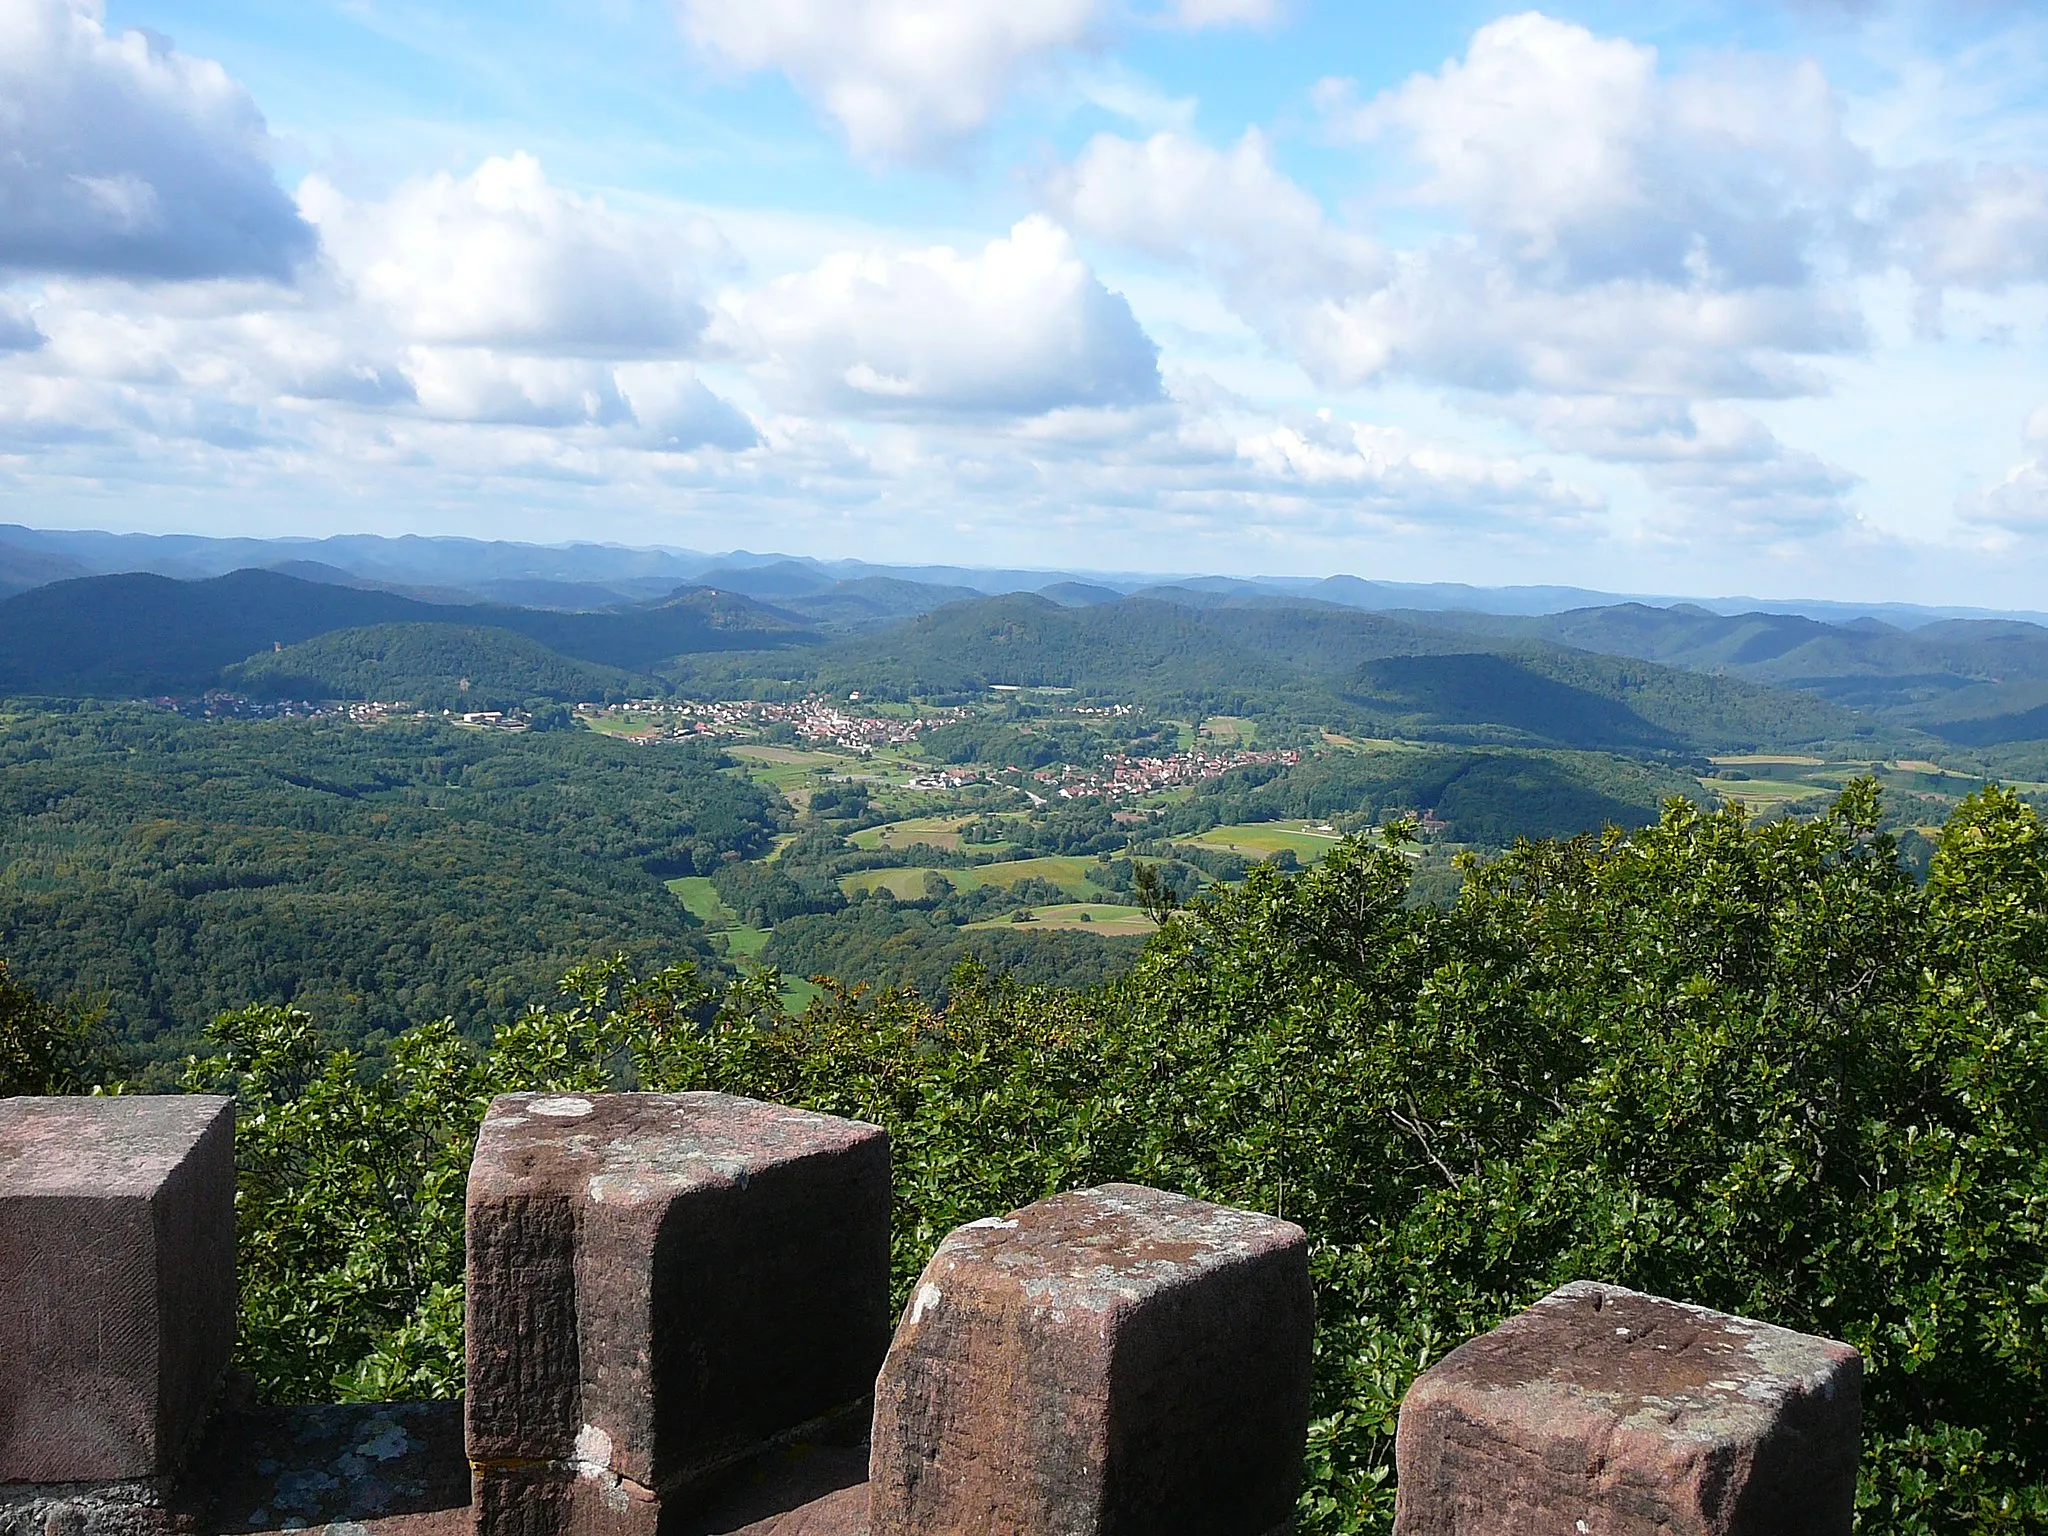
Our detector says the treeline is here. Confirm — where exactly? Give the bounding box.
[55,781,2045,1534]
[1156,747,1703,845]
[225,624,653,709]
[669,593,1885,755]
[0,705,779,1065]
[763,898,1147,1002]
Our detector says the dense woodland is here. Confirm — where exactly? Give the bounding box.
[0,706,777,1066]
[13,784,2046,1534]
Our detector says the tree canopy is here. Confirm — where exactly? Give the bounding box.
[101,781,2044,1533]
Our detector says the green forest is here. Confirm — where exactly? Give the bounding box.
[0,705,778,1067]
[13,782,2046,1533]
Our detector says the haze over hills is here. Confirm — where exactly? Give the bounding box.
[0,569,813,696]
[2,523,2043,628]
[9,525,2048,762]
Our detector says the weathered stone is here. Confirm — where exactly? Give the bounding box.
[1392,1281,1862,1536]
[0,1095,235,1486]
[466,1092,891,1533]
[868,1182,1313,1536]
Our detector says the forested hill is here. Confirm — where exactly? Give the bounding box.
[223,624,654,709]
[1394,601,2048,747]
[0,569,814,695]
[672,593,1888,756]
[0,706,781,1062]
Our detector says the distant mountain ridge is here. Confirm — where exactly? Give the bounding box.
[0,569,813,696]
[1392,602,2048,746]
[1,522,2040,628]
[669,591,1886,757]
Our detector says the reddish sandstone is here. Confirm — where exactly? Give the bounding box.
[0,1094,236,1485]
[1393,1281,1862,1536]
[465,1092,891,1535]
[868,1182,1313,1536]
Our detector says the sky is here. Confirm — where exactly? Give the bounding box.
[2,1,2047,602]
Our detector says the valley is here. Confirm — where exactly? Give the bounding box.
[0,544,2041,1063]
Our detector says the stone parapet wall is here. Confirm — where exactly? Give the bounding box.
[1,1095,1861,1535]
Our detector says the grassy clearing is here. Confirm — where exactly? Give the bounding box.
[849,815,969,851]
[667,876,730,924]
[840,855,1104,900]
[584,712,671,740]
[1710,754,1828,766]
[1185,822,1346,861]
[668,872,773,957]
[1199,715,1253,744]
[1699,779,1836,810]
[965,902,1154,936]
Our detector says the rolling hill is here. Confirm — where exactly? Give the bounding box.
[0,570,815,696]
[670,592,1886,756]
[224,624,655,709]
[1398,602,2048,746]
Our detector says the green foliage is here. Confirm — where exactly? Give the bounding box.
[0,707,778,1064]
[0,569,814,697]
[672,594,1872,753]
[224,623,653,708]
[0,958,113,1094]
[30,779,2048,1530]
[762,898,1146,1000]
[1161,746,1700,846]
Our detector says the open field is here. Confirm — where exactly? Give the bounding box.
[850,815,969,851]
[1698,778,1836,810]
[965,903,1154,936]
[1184,822,1347,861]
[667,873,771,958]
[667,875,809,1004]
[1199,715,1253,744]
[841,855,1103,900]
[1710,754,1829,766]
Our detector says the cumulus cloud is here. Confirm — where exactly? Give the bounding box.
[1050,13,1903,536]
[729,216,1162,416]
[1889,162,2048,290]
[302,155,715,354]
[0,298,44,353]
[1226,409,1600,527]
[679,0,1280,160]
[1331,13,1868,288]
[616,363,760,452]
[0,0,314,280]
[1961,403,2048,534]
[1515,396,1858,535]
[680,0,1097,160]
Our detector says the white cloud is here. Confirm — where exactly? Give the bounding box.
[0,0,313,280]
[1227,410,1600,528]
[301,155,717,354]
[1334,12,1868,289]
[1170,0,1278,24]
[0,298,44,352]
[616,363,760,452]
[1051,15,1901,537]
[729,216,1162,416]
[679,0,1097,161]
[1514,396,1858,536]
[678,0,1282,161]
[1890,162,2048,290]
[1962,403,2048,534]
[1053,129,1367,282]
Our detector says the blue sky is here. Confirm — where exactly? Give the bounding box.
[3,1,2047,601]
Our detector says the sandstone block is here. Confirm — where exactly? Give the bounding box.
[465,1092,891,1532]
[1393,1281,1862,1536]
[0,1094,236,1486]
[869,1182,1313,1536]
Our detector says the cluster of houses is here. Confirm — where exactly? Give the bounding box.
[1036,746,1303,801]
[588,695,961,752]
